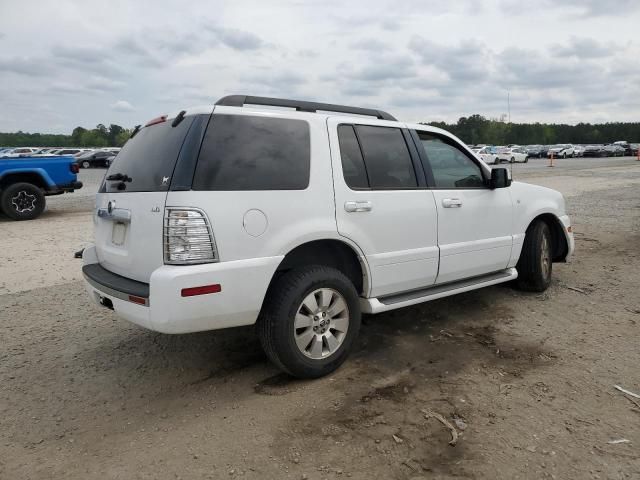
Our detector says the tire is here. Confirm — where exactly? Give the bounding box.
[516,221,552,292]
[0,182,46,221]
[563,153,567,158]
[82,160,91,169]
[257,265,361,378]
[524,157,529,163]
[494,158,500,165]
[510,157,515,163]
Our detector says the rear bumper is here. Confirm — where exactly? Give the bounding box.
[82,245,282,334]
[48,181,83,194]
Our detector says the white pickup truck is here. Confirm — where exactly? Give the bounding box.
[82,95,574,378]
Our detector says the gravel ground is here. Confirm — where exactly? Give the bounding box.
[1,160,639,479]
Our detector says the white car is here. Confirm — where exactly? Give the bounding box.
[472,146,500,165]
[547,144,575,158]
[82,95,574,378]
[0,147,39,158]
[497,147,528,163]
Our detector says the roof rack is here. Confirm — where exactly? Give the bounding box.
[215,95,397,121]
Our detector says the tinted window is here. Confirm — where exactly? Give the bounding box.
[355,125,417,189]
[337,125,369,189]
[418,133,485,189]
[193,114,310,191]
[103,116,194,193]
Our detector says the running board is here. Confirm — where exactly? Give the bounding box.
[360,268,518,314]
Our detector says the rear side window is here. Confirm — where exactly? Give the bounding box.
[354,125,417,189]
[193,114,310,191]
[337,125,369,189]
[104,117,194,193]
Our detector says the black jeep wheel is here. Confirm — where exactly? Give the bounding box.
[516,221,552,292]
[1,182,46,220]
[258,265,361,378]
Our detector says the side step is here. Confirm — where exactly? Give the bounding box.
[360,268,518,314]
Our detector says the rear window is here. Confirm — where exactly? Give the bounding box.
[103,117,194,193]
[192,114,310,191]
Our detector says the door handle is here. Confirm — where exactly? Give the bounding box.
[442,198,462,208]
[344,201,373,213]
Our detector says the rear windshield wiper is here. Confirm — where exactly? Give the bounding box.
[106,173,132,182]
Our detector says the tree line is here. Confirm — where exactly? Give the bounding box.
[425,115,640,145]
[1,115,639,148]
[0,124,132,148]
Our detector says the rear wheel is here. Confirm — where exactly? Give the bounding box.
[258,266,361,378]
[510,157,515,163]
[82,160,91,169]
[0,182,46,220]
[516,221,552,292]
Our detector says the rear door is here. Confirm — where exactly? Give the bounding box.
[413,129,513,284]
[328,117,439,298]
[94,114,201,283]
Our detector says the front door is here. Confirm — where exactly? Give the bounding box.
[328,117,439,298]
[414,130,513,284]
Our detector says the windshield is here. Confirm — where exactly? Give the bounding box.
[102,116,194,193]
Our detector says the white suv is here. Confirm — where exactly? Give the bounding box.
[83,95,574,378]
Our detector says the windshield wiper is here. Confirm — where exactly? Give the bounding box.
[106,173,132,182]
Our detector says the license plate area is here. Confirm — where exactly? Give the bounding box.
[111,221,127,246]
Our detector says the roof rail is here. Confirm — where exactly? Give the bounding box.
[215,95,397,121]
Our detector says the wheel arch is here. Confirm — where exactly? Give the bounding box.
[0,170,51,191]
[527,213,569,262]
[269,238,370,296]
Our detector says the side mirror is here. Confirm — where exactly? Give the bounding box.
[489,167,511,189]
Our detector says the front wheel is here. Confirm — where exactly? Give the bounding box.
[516,221,552,292]
[524,157,529,163]
[494,158,500,165]
[258,266,361,378]
[81,160,91,169]
[0,182,46,220]
[510,157,515,163]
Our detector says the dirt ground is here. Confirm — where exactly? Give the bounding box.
[1,159,639,479]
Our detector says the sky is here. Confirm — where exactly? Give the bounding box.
[1,0,639,133]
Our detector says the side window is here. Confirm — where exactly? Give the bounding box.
[354,125,417,189]
[337,125,369,189]
[418,132,485,189]
[193,114,310,191]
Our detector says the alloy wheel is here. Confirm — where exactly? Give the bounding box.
[294,288,349,360]
[11,190,37,213]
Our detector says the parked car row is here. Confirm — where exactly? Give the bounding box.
[0,146,120,167]
[469,142,638,163]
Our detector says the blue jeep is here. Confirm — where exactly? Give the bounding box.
[0,155,83,220]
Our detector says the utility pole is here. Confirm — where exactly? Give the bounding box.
[507,91,511,123]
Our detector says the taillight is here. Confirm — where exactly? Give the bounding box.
[163,208,218,265]
[70,163,79,174]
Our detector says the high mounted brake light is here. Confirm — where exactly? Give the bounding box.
[145,115,168,127]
